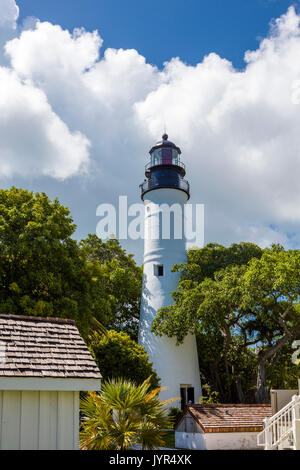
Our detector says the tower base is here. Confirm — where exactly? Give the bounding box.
[139,322,201,408]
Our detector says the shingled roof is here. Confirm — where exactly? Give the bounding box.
[0,315,101,379]
[177,404,272,433]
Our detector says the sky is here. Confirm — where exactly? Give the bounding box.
[1,0,300,263]
[18,0,296,69]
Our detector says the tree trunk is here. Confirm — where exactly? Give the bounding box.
[224,356,232,402]
[255,357,269,403]
[209,356,221,390]
[235,377,245,403]
[255,325,294,404]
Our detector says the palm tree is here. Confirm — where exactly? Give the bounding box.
[80,377,176,450]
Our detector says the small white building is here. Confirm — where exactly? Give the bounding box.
[0,314,101,450]
[175,403,272,450]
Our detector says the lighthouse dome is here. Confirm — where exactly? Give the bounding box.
[149,134,182,155]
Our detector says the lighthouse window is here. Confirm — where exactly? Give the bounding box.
[152,149,162,166]
[172,149,179,165]
[158,265,164,276]
[154,264,164,277]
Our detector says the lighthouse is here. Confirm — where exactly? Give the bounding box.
[138,134,201,408]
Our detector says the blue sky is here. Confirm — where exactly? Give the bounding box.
[2,0,300,263]
[19,0,296,69]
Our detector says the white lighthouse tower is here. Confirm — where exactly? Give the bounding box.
[139,134,201,408]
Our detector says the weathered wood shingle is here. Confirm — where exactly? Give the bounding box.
[0,315,101,379]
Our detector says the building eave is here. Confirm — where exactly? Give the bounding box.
[187,407,206,432]
[203,426,264,433]
[0,377,101,391]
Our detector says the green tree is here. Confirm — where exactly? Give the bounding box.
[265,343,300,391]
[89,330,160,389]
[80,377,173,450]
[80,235,142,339]
[0,187,92,336]
[199,384,220,404]
[195,330,257,403]
[242,248,300,402]
[0,189,143,341]
[176,242,263,284]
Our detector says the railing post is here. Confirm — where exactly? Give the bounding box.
[293,420,300,450]
[263,417,272,450]
[292,395,300,450]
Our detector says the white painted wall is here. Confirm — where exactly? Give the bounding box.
[176,432,206,450]
[0,390,79,450]
[270,389,299,414]
[175,431,260,450]
[205,431,260,450]
[139,188,201,406]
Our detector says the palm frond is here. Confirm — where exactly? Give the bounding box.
[80,377,174,450]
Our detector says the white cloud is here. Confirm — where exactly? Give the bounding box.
[6,22,102,78]
[0,0,19,30]
[0,14,91,179]
[1,3,300,250]
[0,0,19,63]
[0,67,90,178]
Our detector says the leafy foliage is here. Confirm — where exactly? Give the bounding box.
[199,384,220,404]
[175,242,263,283]
[0,188,142,340]
[0,187,92,336]
[168,407,182,428]
[80,377,174,450]
[80,234,142,339]
[88,329,160,389]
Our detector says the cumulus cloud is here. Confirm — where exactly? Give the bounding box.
[0,0,19,30]
[0,12,91,179]
[0,0,19,62]
[1,3,300,251]
[0,67,90,178]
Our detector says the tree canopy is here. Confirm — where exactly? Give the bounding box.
[89,329,160,389]
[0,188,143,341]
[80,234,142,339]
[0,187,92,335]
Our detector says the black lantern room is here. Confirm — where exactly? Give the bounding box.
[140,134,190,200]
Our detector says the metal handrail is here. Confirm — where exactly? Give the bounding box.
[140,178,190,195]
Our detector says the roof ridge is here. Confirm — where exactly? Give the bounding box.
[189,403,271,407]
[0,314,76,325]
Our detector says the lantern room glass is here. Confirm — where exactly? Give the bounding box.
[150,148,179,167]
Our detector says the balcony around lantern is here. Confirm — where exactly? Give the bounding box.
[140,175,190,200]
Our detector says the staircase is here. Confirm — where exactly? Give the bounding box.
[257,395,300,450]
